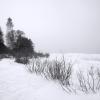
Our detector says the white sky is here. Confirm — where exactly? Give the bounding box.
[0,0,100,53]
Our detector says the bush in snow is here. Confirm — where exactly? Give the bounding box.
[77,67,100,94]
[27,57,72,87]
[33,52,50,58]
[43,58,72,86]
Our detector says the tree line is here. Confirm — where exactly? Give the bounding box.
[0,18,49,63]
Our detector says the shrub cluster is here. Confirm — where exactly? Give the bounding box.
[27,57,72,87]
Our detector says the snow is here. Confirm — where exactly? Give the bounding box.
[50,53,100,72]
[0,54,100,100]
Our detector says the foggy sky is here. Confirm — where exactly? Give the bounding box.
[0,0,100,53]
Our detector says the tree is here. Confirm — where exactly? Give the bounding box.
[6,17,14,33]
[16,30,25,36]
[6,30,16,49]
[13,36,34,58]
[0,27,9,54]
[6,18,25,49]
[13,36,34,64]
[6,18,14,49]
[0,27,4,43]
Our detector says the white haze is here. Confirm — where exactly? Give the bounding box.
[0,0,100,53]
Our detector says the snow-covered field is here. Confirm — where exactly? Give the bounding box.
[0,54,100,100]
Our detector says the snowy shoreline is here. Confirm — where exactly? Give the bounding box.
[0,54,100,100]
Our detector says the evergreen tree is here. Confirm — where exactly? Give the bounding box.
[13,36,34,58]
[6,18,14,49]
[6,30,16,49]
[6,18,25,49]
[6,17,14,32]
[0,27,4,43]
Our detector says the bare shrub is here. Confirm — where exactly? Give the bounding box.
[42,57,72,86]
[27,57,100,94]
[26,58,45,74]
[27,57,73,87]
[77,67,100,93]
[96,68,100,91]
[77,70,88,93]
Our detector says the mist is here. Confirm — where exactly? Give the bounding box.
[0,0,100,53]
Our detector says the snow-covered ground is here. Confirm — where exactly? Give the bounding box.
[0,54,100,100]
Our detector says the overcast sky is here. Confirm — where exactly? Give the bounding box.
[0,0,100,53]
